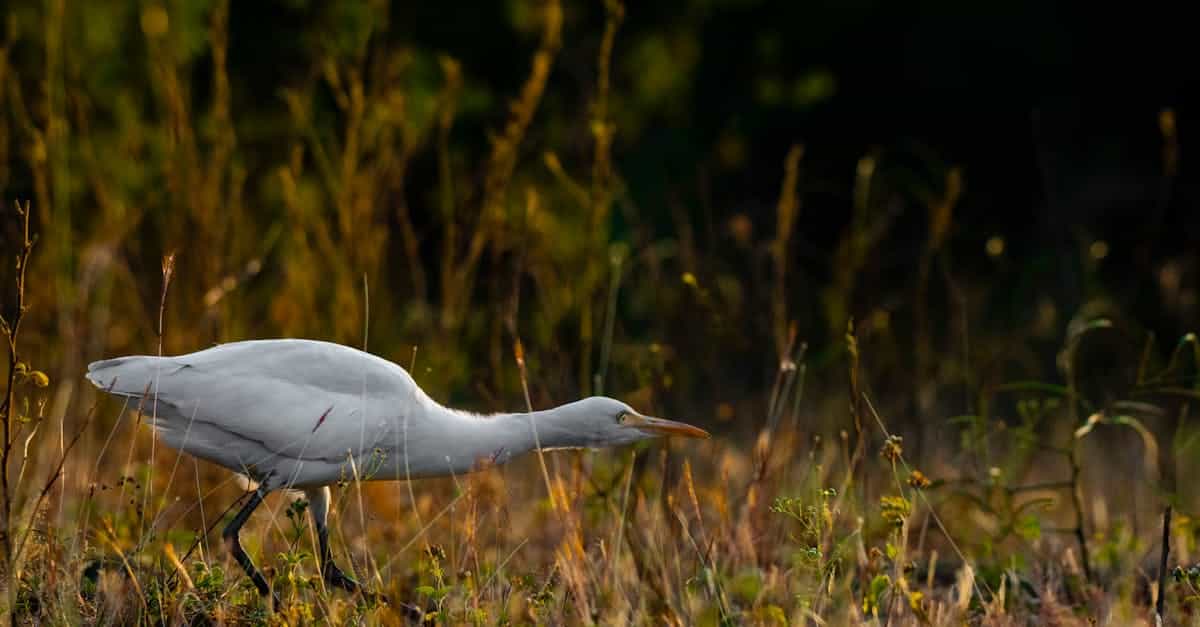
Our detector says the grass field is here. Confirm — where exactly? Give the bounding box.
[1,1,1197,624]
[1,201,1194,625]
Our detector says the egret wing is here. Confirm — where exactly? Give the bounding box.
[87,339,418,464]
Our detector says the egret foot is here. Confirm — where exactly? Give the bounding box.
[321,560,385,606]
[399,601,425,622]
[322,559,361,592]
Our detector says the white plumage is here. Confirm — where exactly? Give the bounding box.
[86,339,707,607]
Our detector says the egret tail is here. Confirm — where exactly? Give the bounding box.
[86,354,182,399]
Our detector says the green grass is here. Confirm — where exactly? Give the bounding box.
[1,0,1197,624]
[3,277,1196,623]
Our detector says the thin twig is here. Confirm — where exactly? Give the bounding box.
[1,200,35,574]
[1156,505,1172,623]
[514,338,558,512]
[13,399,100,564]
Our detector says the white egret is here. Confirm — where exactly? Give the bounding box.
[85,339,708,606]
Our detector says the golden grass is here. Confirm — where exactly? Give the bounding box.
[0,1,1196,625]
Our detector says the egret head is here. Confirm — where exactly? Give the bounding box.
[540,396,709,449]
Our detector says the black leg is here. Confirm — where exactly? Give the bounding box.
[222,486,280,608]
[305,487,362,593]
[316,518,362,592]
[305,487,421,619]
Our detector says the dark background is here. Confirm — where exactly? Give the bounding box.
[2,0,1197,431]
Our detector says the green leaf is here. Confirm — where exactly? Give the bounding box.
[996,381,1071,397]
[1108,414,1159,475]
[1013,497,1055,518]
[1074,412,1103,439]
[764,604,787,625]
[731,569,763,602]
[863,574,891,616]
[1015,514,1042,541]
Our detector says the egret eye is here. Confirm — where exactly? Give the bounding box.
[616,410,629,423]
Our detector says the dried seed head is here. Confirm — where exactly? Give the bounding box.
[907,469,931,489]
[881,434,904,462]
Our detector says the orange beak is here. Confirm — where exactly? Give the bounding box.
[627,413,710,439]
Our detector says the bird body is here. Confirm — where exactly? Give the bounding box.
[86,338,708,606]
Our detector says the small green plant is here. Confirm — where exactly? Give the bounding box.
[771,485,846,609]
[284,497,309,544]
[415,544,451,620]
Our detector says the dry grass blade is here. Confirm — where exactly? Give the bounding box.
[0,3,1191,624]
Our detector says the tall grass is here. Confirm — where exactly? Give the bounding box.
[0,0,1196,624]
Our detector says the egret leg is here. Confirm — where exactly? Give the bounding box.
[305,487,361,592]
[305,487,423,619]
[222,485,280,607]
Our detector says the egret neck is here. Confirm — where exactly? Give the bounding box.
[382,398,682,480]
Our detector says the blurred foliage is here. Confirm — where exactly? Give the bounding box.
[0,0,1199,623]
[0,0,1195,425]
